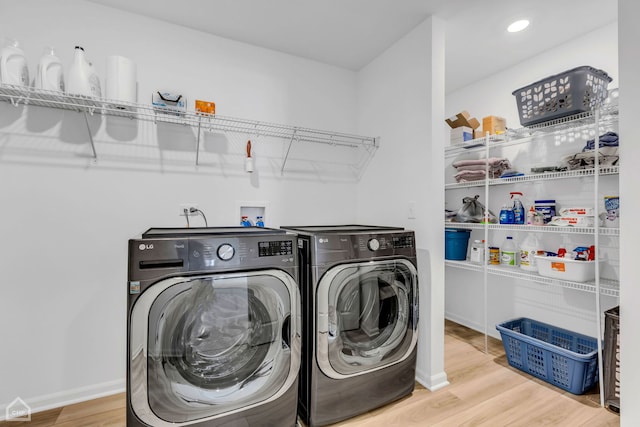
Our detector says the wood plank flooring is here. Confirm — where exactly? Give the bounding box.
[1,321,619,426]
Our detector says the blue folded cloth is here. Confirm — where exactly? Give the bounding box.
[582,132,618,151]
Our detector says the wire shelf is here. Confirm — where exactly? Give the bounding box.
[0,84,379,172]
[444,222,619,236]
[445,166,619,190]
[444,105,619,158]
[445,260,619,297]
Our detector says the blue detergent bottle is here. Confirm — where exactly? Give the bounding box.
[511,192,525,225]
[241,215,252,227]
[256,216,264,227]
[499,204,515,224]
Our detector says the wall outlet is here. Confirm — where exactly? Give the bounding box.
[408,201,417,219]
[180,203,199,216]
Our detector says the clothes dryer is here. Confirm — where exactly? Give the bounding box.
[127,227,301,427]
[280,225,418,427]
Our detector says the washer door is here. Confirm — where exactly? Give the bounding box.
[129,270,300,426]
[316,259,417,379]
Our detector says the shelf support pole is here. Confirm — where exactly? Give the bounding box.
[281,129,297,175]
[82,112,98,160]
[195,116,202,166]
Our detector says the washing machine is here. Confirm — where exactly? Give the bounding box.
[127,227,301,427]
[280,225,419,427]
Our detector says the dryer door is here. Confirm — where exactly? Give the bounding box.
[316,259,417,379]
[129,270,300,426]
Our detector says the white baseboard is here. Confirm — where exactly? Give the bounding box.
[445,313,503,340]
[415,369,449,392]
[1,379,125,421]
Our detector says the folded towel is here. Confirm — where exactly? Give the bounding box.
[582,132,619,151]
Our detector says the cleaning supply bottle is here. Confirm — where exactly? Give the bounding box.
[526,205,536,225]
[67,46,101,97]
[0,38,29,86]
[519,234,540,271]
[499,204,515,224]
[35,46,65,92]
[511,192,525,225]
[240,216,252,227]
[255,216,264,227]
[501,236,518,267]
[469,239,485,264]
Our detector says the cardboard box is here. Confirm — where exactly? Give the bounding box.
[195,100,216,115]
[445,111,480,130]
[450,126,474,145]
[482,115,506,135]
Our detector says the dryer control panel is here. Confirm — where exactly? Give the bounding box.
[312,231,416,265]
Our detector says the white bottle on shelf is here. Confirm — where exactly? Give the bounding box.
[35,47,65,92]
[501,236,518,267]
[0,38,29,86]
[67,46,101,97]
[520,234,540,271]
[470,239,485,264]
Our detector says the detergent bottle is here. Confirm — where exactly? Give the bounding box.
[520,234,540,271]
[499,204,514,224]
[35,47,65,92]
[67,46,101,97]
[0,38,29,86]
[255,216,265,227]
[501,236,518,267]
[511,192,525,225]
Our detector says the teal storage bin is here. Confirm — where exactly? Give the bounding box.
[445,228,471,260]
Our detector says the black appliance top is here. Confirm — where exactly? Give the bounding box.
[141,227,287,238]
[280,225,404,233]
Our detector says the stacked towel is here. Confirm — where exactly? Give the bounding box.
[560,132,620,170]
[452,157,512,182]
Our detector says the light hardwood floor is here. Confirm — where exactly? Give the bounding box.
[1,321,619,426]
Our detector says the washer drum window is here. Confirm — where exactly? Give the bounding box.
[129,270,300,426]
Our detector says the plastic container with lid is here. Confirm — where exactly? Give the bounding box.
[67,46,101,97]
[240,215,252,227]
[501,236,518,267]
[255,216,264,227]
[535,199,556,224]
[35,46,64,92]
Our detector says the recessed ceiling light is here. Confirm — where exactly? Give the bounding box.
[507,19,530,33]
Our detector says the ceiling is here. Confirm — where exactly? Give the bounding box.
[87,0,617,93]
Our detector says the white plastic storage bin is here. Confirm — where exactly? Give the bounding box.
[534,256,600,282]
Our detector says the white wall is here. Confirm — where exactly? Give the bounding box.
[447,22,618,127]
[356,17,448,390]
[0,0,362,414]
[618,0,638,424]
[443,23,620,340]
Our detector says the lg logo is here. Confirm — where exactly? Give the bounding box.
[139,243,154,251]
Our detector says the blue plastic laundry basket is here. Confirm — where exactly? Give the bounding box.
[496,317,599,395]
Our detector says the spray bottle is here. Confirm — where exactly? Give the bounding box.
[511,192,525,225]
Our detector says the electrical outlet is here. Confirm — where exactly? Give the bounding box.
[179,203,199,216]
[408,201,416,219]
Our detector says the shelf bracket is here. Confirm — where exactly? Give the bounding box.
[195,116,202,166]
[82,112,98,160]
[281,129,297,175]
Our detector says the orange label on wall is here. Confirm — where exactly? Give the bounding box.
[551,262,566,272]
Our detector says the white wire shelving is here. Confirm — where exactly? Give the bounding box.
[444,221,619,236]
[445,260,619,297]
[0,84,379,174]
[444,105,619,158]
